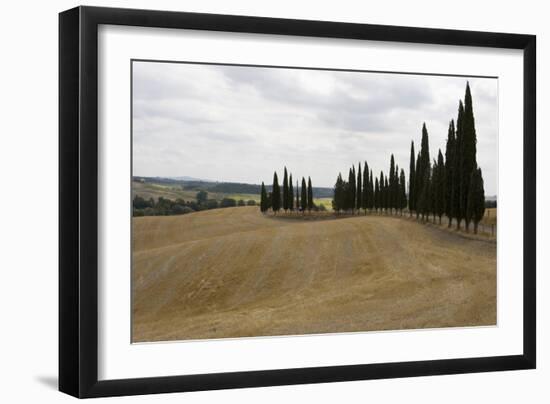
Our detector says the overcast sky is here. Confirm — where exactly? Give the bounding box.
[133,61,498,195]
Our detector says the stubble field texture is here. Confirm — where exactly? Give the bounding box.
[132,206,496,342]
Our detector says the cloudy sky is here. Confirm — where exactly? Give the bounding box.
[132,61,498,195]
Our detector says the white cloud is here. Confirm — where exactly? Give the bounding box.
[133,61,498,195]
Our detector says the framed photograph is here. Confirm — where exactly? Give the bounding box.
[59,6,536,398]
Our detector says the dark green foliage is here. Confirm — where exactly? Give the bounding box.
[301,177,307,211]
[374,177,380,211]
[296,179,300,210]
[307,177,313,211]
[384,176,389,211]
[288,174,294,211]
[445,120,456,226]
[461,83,478,232]
[272,171,281,213]
[348,166,356,212]
[246,199,256,206]
[332,173,345,212]
[399,168,407,213]
[467,167,485,233]
[206,199,219,210]
[133,195,152,210]
[408,141,416,214]
[434,150,446,223]
[368,170,374,210]
[415,123,431,216]
[357,162,362,212]
[237,199,246,206]
[220,198,237,208]
[455,101,465,228]
[196,190,208,205]
[260,182,268,212]
[361,162,369,212]
[283,167,289,211]
[389,154,396,213]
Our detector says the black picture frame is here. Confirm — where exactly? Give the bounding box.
[59,6,536,398]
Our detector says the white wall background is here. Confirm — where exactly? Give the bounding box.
[0,1,546,402]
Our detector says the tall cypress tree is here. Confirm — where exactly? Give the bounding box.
[384,177,389,212]
[408,141,416,215]
[347,167,355,212]
[399,168,407,215]
[455,101,465,229]
[389,155,396,214]
[435,150,446,223]
[272,172,281,214]
[374,177,380,212]
[333,173,344,213]
[415,152,421,219]
[362,162,369,213]
[260,182,267,213]
[445,120,456,227]
[356,162,362,212]
[462,82,478,232]
[296,179,300,211]
[379,171,384,212]
[288,174,294,211]
[393,164,401,213]
[467,167,485,234]
[307,177,313,211]
[301,177,307,211]
[369,170,374,210]
[282,167,289,212]
[416,123,431,218]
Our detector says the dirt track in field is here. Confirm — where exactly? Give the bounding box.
[132,206,496,342]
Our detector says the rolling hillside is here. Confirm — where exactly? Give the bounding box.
[132,206,496,342]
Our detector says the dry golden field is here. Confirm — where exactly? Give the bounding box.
[132,206,496,342]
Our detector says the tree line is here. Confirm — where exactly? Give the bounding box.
[259,82,487,234]
[260,168,326,213]
[331,82,486,233]
[133,191,256,216]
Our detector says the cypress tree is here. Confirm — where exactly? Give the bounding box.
[379,172,384,212]
[408,141,416,215]
[333,173,344,213]
[399,168,407,215]
[445,120,456,227]
[455,101,465,230]
[462,82,478,232]
[307,177,313,211]
[369,170,374,210]
[435,150,446,223]
[289,174,294,211]
[393,164,401,213]
[348,167,355,212]
[415,152,421,219]
[389,155,396,214]
[416,123,431,218]
[260,182,267,213]
[374,177,380,212]
[362,162,369,213]
[351,165,357,212]
[272,172,281,214]
[301,177,307,211]
[384,175,390,212]
[296,179,300,211]
[282,167,289,212]
[467,167,485,234]
[357,162,362,212]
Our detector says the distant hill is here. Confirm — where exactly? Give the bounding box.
[133,176,334,198]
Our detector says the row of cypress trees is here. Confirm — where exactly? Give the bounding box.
[259,82,486,234]
[408,82,485,233]
[332,159,407,214]
[260,167,314,213]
